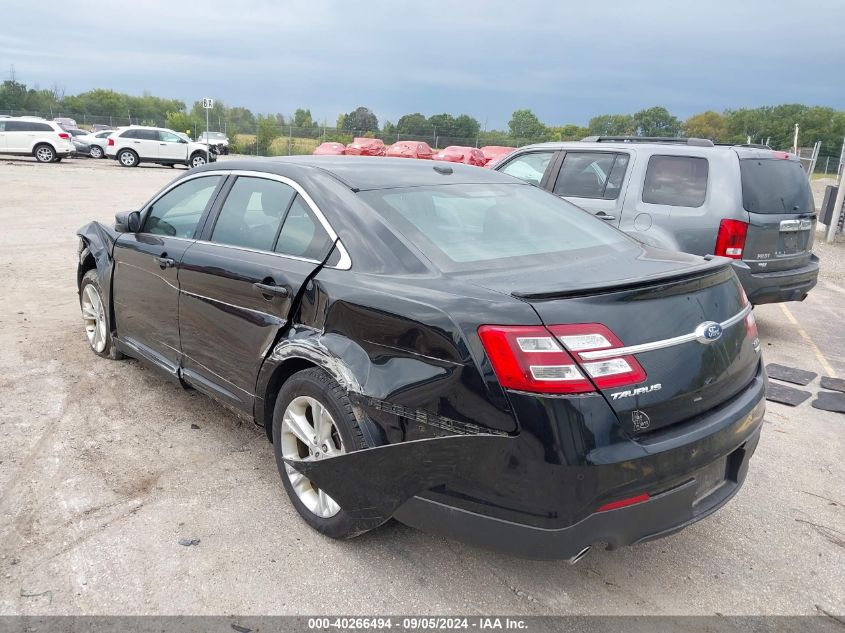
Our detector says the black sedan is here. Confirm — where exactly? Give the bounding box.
[76,157,766,561]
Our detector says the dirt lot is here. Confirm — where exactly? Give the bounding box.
[0,156,843,616]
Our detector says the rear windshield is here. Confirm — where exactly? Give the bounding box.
[740,158,814,214]
[358,183,629,272]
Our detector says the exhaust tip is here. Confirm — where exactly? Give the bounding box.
[567,545,591,565]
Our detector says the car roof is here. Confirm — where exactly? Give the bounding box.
[202,156,524,191]
[515,140,799,161]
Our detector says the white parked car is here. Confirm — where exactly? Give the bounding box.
[81,129,115,159]
[197,131,230,154]
[0,116,75,162]
[106,125,216,168]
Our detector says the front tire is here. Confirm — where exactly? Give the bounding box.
[117,149,138,167]
[272,368,368,539]
[189,152,207,168]
[79,269,124,360]
[90,145,104,159]
[34,144,56,163]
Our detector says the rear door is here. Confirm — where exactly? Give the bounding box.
[738,155,816,273]
[4,120,29,152]
[112,174,225,374]
[177,174,338,414]
[548,150,631,225]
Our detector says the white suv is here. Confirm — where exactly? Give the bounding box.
[0,117,75,163]
[106,125,216,168]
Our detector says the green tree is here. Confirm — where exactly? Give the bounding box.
[587,114,635,136]
[0,80,28,110]
[166,111,200,136]
[452,114,481,140]
[632,106,681,137]
[508,109,547,141]
[342,106,378,134]
[683,111,727,141]
[256,114,281,155]
[548,124,589,141]
[396,112,432,137]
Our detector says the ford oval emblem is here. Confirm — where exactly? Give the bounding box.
[695,321,723,344]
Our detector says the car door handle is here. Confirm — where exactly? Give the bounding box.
[154,256,175,269]
[596,213,616,221]
[253,282,290,298]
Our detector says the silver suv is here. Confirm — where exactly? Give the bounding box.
[495,137,819,304]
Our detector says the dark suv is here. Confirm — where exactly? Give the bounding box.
[495,137,819,304]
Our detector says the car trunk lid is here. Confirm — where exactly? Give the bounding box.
[468,252,760,436]
[739,154,816,273]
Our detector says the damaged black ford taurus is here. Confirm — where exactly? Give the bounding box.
[76,157,766,561]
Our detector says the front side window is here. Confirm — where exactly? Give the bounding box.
[159,130,182,143]
[642,155,709,207]
[143,176,222,238]
[359,183,629,271]
[553,152,629,199]
[274,195,334,261]
[211,177,296,251]
[498,152,554,185]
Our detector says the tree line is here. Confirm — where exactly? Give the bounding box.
[2,79,843,156]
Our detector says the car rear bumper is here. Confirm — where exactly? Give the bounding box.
[393,367,766,560]
[732,254,819,304]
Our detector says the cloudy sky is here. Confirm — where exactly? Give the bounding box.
[3,0,843,128]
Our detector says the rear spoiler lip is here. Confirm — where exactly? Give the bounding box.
[511,257,733,301]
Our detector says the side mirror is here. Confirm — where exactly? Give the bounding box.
[115,210,142,233]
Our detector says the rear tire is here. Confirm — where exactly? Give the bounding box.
[79,269,124,360]
[117,149,138,167]
[90,145,104,159]
[34,144,56,163]
[272,367,368,539]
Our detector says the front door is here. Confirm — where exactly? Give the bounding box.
[157,130,189,162]
[548,150,630,225]
[177,175,336,414]
[112,174,225,374]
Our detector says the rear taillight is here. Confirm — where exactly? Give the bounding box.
[107,138,115,146]
[714,219,748,259]
[478,325,593,394]
[745,311,758,340]
[58,132,69,139]
[477,323,647,394]
[550,324,647,389]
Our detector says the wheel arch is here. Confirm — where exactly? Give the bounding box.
[260,356,320,441]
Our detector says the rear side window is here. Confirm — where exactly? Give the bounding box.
[553,152,629,200]
[120,129,138,139]
[740,158,814,214]
[642,155,709,207]
[144,176,222,238]
[275,195,335,261]
[498,152,554,185]
[211,177,296,251]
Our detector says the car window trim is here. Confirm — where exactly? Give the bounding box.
[154,169,351,270]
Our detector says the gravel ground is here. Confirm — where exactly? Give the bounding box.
[0,156,843,616]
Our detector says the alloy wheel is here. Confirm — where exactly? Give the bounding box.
[191,154,206,168]
[119,151,136,166]
[280,395,345,518]
[35,146,54,162]
[81,284,107,353]
[90,146,103,158]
